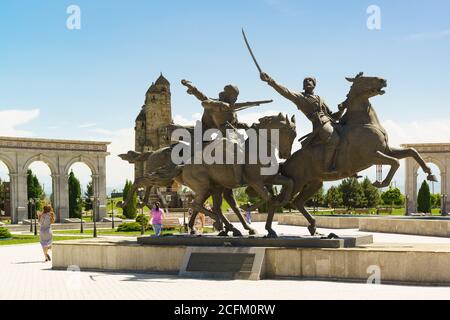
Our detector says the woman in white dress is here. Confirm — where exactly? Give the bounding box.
[38,205,55,262]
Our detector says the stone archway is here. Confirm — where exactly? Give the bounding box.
[0,136,110,223]
[403,143,450,214]
[0,155,14,220]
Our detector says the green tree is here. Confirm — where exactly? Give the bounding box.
[339,178,366,209]
[27,169,43,211]
[84,181,93,211]
[361,177,381,208]
[247,185,283,213]
[122,180,137,219]
[232,187,249,205]
[0,178,4,212]
[325,186,343,209]
[417,180,432,213]
[381,187,403,207]
[431,193,441,208]
[306,187,325,207]
[68,171,82,218]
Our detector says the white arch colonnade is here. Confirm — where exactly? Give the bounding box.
[0,136,110,223]
[403,143,450,214]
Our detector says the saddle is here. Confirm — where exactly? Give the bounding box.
[300,123,344,149]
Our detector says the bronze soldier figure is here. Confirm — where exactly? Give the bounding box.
[181,79,272,185]
[181,79,271,134]
[260,72,346,174]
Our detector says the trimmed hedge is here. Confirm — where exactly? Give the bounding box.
[136,214,149,227]
[117,222,143,232]
[0,227,12,239]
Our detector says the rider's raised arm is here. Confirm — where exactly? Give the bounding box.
[181,79,208,101]
[260,72,299,103]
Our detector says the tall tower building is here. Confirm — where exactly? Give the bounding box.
[134,74,173,179]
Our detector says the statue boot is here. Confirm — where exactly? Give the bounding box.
[323,140,338,174]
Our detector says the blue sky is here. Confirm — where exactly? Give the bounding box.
[1,0,450,193]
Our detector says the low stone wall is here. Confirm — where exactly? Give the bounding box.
[53,239,183,273]
[278,214,361,229]
[359,218,450,237]
[279,215,450,237]
[52,239,450,285]
[264,244,450,284]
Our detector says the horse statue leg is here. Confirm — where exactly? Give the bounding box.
[211,189,242,237]
[262,175,294,238]
[386,146,437,182]
[222,189,257,235]
[291,180,323,236]
[371,151,400,188]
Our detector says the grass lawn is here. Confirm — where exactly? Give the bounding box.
[306,207,443,216]
[0,235,88,246]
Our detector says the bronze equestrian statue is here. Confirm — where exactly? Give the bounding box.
[143,113,297,236]
[263,72,437,237]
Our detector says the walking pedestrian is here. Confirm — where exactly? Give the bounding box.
[38,204,55,262]
[150,202,164,237]
[245,202,252,224]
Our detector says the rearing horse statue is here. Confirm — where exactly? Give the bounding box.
[264,73,437,237]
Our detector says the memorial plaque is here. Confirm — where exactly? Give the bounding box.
[179,247,266,280]
[186,253,255,273]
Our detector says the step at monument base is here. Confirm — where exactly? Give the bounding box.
[137,234,373,248]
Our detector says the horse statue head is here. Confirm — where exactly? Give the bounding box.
[254,112,297,159]
[345,72,387,102]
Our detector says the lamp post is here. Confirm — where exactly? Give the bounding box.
[78,197,84,234]
[313,195,317,214]
[139,195,145,235]
[110,197,115,229]
[405,195,409,216]
[28,198,34,233]
[90,196,97,238]
[442,194,448,216]
[180,194,188,233]
[33,198,39,236]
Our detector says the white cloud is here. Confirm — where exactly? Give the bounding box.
[173,113,202,126]
[382,119,450,146]
[0,109,40,137]
[89,128,115,136]
[79,122,97,128]
[405,29,450,41]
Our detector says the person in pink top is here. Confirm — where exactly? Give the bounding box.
[150,202,164,237]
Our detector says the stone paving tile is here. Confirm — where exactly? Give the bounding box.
[2,223,450,300]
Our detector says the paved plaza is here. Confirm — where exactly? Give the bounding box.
[2,222,450,300]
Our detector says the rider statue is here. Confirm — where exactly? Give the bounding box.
[181,79,272,134]
[260,72,346,174]
[181,79,272,184]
